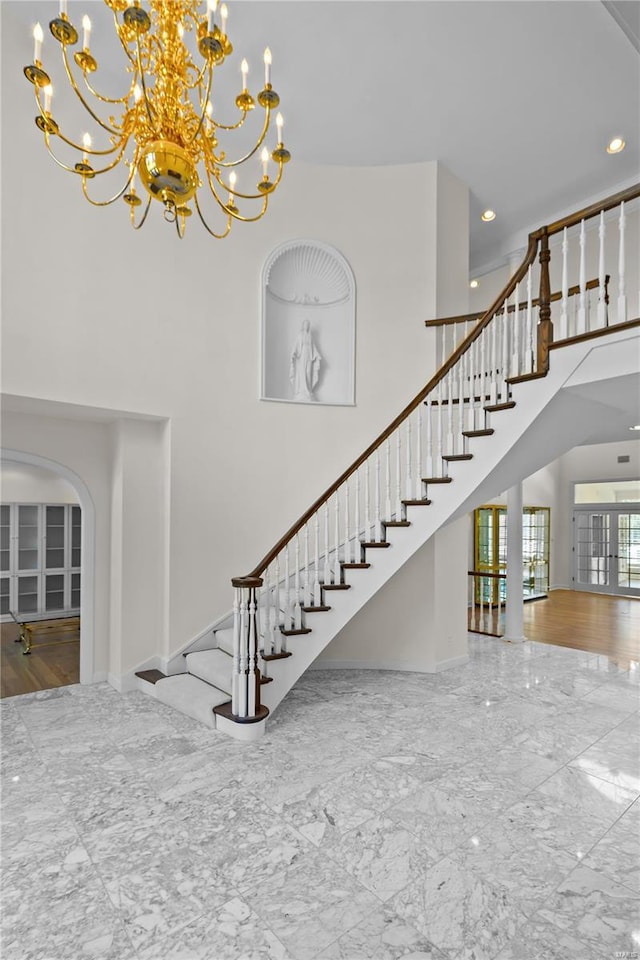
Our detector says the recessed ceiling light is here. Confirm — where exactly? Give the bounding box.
[481,210,496,222]
[607,137,625,154]
[470,279,479,289]
[630,424,640,431]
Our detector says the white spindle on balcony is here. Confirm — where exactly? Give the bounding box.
[618,200,627,324]
[303,525,311,608]
[395,431,402,517]
[354,469,361,558]
[577,219,587,334]
[512,281,520,377]
[294,534,302,629]
[333,491,340,575]
[344,479,351,564]
[313,515,321,607]
[273,558,282,653]
[375,450,382,541]
[405,420,412,502]
[323,503,331,586]
[415,405,423,499]
[597,211,607,329]
[384,439,392,523]
[560,226,568,339]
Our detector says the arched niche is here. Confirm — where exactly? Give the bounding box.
[261,240,356,405]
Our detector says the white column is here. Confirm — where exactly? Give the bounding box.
[504,482,526,643]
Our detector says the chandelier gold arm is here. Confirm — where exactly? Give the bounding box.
[82,71,137,106]
[43,129,131,178]
[201,158,274,218]
[80,158,137,206]
[110,6,138,69]
[35,89,127,157]
[213,105,271,168]
[130,193,153,230]
[207,107,250,132]
[193,193,233,238]
[60,45,123,136]
[184,63,214,146]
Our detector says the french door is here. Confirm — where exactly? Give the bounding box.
[573,509,640,596]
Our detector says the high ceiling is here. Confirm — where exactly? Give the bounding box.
[4,0,639,273]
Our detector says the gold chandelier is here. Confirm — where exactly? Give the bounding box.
[24,0,291,238]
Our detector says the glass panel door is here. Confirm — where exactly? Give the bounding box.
[523,507,550,599]
[71,572,81,609]
[0,505,10,573]
[616,513,640,595]
[45,573,65,611]
[0,577,10,616]
[17,574,39,614]
[574,511,612,590]
[71,506,81,569]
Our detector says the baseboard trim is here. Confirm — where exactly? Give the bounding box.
[91,671,108,684]
[309,654,469,674]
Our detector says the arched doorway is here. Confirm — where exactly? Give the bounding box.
[1,449,95,685]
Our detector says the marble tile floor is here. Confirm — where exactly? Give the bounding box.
[1,635,639,960]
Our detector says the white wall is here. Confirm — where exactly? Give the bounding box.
[3,6,472,679]
[1,462,78,503]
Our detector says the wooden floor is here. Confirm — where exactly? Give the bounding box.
[1,618,80,698]
[473,589,639,669]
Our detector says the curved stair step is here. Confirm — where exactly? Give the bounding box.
[155,673,229,728]
[186,648,233,695]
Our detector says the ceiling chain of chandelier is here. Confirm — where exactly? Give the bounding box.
[24,0,291,237]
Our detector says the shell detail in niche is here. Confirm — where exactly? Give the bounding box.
[266,241,353,306]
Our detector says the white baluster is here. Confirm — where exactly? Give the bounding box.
[385,439,392,522]
[526,265,534,371]
[501,300,509,399]
[231,590,241,715]
[333,491,340,582]
[559,227,569,339]
[238,591,248,717]
[457,354,465,440]
[395,430,402,518]
[313,515,321,608]
[489,314,498,405]
[303,525,311,608]
[512,282,520,377]
[365,460,371,543]
[273,557,282,654]
[479,327,487,411]
[577,219,587,334]
[263,565,272,657]
[415,405,423,500]
[247,588,257,716]
[375,449,382,541]
[446,373,454,458]
[294,534,302,629]
[284,544,292,632]
[405,420,412,503]
[323,503,331,585]
[354,470,361,562]
[618,201,627,325]
[425,400,433,482]
[469,336,478,431]
[436,394,444,476]
[597,211,607,328]
[344,479,351,565]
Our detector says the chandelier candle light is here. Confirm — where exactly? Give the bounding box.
[24,0,291,237]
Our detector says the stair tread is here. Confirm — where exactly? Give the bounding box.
[361,541,390,548]
[422,477,452,483]
[340,562,371,569]
[262,651,293,661]
[462,429,494,437]
[155,673,229,728]
[485,401,516,411]
[303,604,332,612]
[135,669,167,685]
[402,498,432,506]
[383,520,411,527]
[280,627,312,636]
[186,648,233,696]
[442,454,473,461]
[321,583,351,590]
[506,371,546,384]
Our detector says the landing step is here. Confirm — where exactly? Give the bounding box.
[341,562,371,569]
[402,498,432,507]
[135,669,166,685]
[280,627,312,636]
[485,401,516,412]
[462,428,494,438]
[442,454,473,462]
[361,541,390,548]
[262,651,293,662]
[422,476,452,484]
[186,648,233,695]
[383,520,411,527]
[214,701,269,725]
[154,673,229,728]
[303,604,332,612]
[506,371,546,385]
[322,583,352,590]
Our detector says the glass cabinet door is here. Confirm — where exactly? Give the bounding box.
[17,506,40,571]
[45,505,66,570]
[71,506,81,569]
[0,577,9,616]
[17,574,39,614]
[0,505,10,574]
[45,573,65,611]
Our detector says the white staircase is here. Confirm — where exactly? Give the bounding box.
[136,185,640,739]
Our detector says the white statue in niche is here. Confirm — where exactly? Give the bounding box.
[289,318,322,402]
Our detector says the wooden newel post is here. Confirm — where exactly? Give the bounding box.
[537,230,553,374]
[230,575,264,720]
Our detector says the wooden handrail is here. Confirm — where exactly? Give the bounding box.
[425,276,609,328]
[234,183,639,585]
[238,233,540,583]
